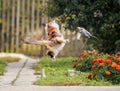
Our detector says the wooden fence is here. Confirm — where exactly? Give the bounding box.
[0,0,85,56]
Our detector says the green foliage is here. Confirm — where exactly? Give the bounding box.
[0,56,20,75]
[76,56,93,72]
[33,56,115,86]
[47,0,120,53]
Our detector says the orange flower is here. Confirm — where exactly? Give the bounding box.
[107,55,114,59]
[116,65,120,70]
[98,58,105,63]
[93,58,98,64]
[88,73,93,78]
[117,57,120,62]
[111,62,117,68]
[116,52,120,57]
[105,59,112,65]
[93,58,105,63]
[105,71,111,75]
[99,63,104,67]
[111,62,120,70]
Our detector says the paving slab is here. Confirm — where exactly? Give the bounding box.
[0,86,120,91]
[0,59,26,86]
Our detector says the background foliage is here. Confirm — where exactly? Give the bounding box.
[47,0,120,53]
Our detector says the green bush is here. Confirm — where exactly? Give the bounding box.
[74,51,120,84]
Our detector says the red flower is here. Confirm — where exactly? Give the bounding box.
[93,58,99,64]
[105,59,112,65]
[93,58,104,63]
[88,73,93,78]
[98,58,105,63]
[107,55,114,59]
[105,71,111,75]
[79,53,86,57]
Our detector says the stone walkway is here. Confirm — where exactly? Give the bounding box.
[0,53,120,91]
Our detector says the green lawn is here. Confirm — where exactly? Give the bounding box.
[33,56,114,86]
[0,56,20,75]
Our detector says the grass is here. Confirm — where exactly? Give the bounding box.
[0,56,20,62]
[0,61,6,75]
[0,56,20,75]
[33,56,114,86]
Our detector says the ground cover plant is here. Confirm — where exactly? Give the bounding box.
[0,56,20,75]
[33,56,117,86]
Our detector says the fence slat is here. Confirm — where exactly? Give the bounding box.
[26,0,30,34]
[31,0,35,33]
[21,0,25,36]
[36,0,39,32]
[1,0,5,52]
[16,0,20,52]
[6,0,10,52]
[11,0,15,52]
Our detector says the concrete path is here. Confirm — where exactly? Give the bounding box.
[0,53,39,87]
[0,53,120,91]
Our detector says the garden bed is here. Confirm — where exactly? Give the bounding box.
[33,56,117,86]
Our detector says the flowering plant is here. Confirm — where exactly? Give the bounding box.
[73,51,120,84]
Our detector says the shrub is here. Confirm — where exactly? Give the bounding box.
[73,51,120,84]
